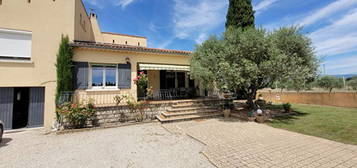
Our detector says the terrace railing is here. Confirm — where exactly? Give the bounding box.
[141,87,197,101]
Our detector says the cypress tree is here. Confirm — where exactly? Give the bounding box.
[55,35,74,103]
[225,0,255,29]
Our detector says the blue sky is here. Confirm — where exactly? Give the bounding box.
[83,0,357,75]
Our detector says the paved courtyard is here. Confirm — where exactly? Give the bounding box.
[1,119,357,168]
[0,123,214,168]
[163,118,357,168]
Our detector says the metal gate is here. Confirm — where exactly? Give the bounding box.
[0,88,14,129]
[28,87,45,128]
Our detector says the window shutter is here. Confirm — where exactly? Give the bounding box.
[74,62,88,89]
[118,63,131,89]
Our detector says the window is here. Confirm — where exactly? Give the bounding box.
[0,28,32,60]
[91,64,118,89]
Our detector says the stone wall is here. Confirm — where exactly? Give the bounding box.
[86,103,172,127]
[258,91,357,108]
[61,99,230,129]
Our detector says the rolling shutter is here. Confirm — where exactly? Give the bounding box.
[118,63,131,89]
[0,28,32,58]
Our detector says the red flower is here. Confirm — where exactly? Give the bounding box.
[139,71,144,75]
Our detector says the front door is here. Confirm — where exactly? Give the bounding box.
[12,88,29,129]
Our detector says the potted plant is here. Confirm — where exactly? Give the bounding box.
[223,108,231,118]
[255,109,266,123]
[247,110,255,121]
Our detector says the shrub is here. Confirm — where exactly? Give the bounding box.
[123,96,147,122]
[347,79,357,90]
[255,99,267,109]
[283,103,292,113]
[114,95,125,106]
[134,71,148,90]
[56,102,96,129]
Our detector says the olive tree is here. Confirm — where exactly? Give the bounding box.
[317,76,343,92]
[190,27,318,108]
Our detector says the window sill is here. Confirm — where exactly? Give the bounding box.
[0,59,33,64]
[85,88,121,92]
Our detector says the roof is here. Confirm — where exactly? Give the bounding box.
[102,32,147,39]
[70,41,193,55]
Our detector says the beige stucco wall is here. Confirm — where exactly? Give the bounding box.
[0,0,81,128]
[147,70,160,90]
[259,91,357,108]
[0,0,191,128]
[102,33,147,47]
[72,48,191,99]
[74,0,95,42]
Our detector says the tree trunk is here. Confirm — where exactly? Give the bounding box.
[246,89,257,110]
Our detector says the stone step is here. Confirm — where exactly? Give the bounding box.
[171,103,214,109]
[156,113,223,123]
[172,101,222,107]
[167,106,217,113]
[162,109,220,117]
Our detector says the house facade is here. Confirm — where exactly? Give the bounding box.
[0,0,196,130]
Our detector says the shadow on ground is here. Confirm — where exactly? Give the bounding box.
[268,111,309,125]
[0,138,12,147]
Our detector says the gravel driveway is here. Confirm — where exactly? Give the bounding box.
[0,123,214,168]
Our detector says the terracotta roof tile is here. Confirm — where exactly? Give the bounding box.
[70,41,192,55]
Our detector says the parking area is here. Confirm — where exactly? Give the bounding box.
[0,123,214,168]
[2,118,357,168]
[163,118,357,168]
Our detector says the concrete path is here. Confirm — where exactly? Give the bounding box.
[0,123,214,168]
[163,118,357,168]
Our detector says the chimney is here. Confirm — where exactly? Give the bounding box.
[89,11,104,43]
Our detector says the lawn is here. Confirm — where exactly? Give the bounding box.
[267,104,357,145]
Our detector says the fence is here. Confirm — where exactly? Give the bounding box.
[258,91,357,108]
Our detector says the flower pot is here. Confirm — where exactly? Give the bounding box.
[256,115,266,123]
[247,117,256,121]
[224,109,231,118]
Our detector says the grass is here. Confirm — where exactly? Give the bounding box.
[267,104,357,145]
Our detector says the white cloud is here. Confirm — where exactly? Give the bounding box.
[323,55,357,74]
[195,33,208,44]
[173,0,228,44]
[310,9,357,56]
[115,0,137,8]
[299,0,357,26]
[254,0,279,15]
[156,38,175,49]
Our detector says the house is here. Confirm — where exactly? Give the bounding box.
[0,0,200,130]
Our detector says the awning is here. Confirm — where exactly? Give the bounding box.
[139,63,190,71]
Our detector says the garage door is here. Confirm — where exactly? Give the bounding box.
[28,87,45,128]
[0,88,14,129]
[0,87,44,129]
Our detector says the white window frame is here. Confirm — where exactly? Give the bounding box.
[89,63,118,90]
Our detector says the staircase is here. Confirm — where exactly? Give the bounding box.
[156,99,224,123]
